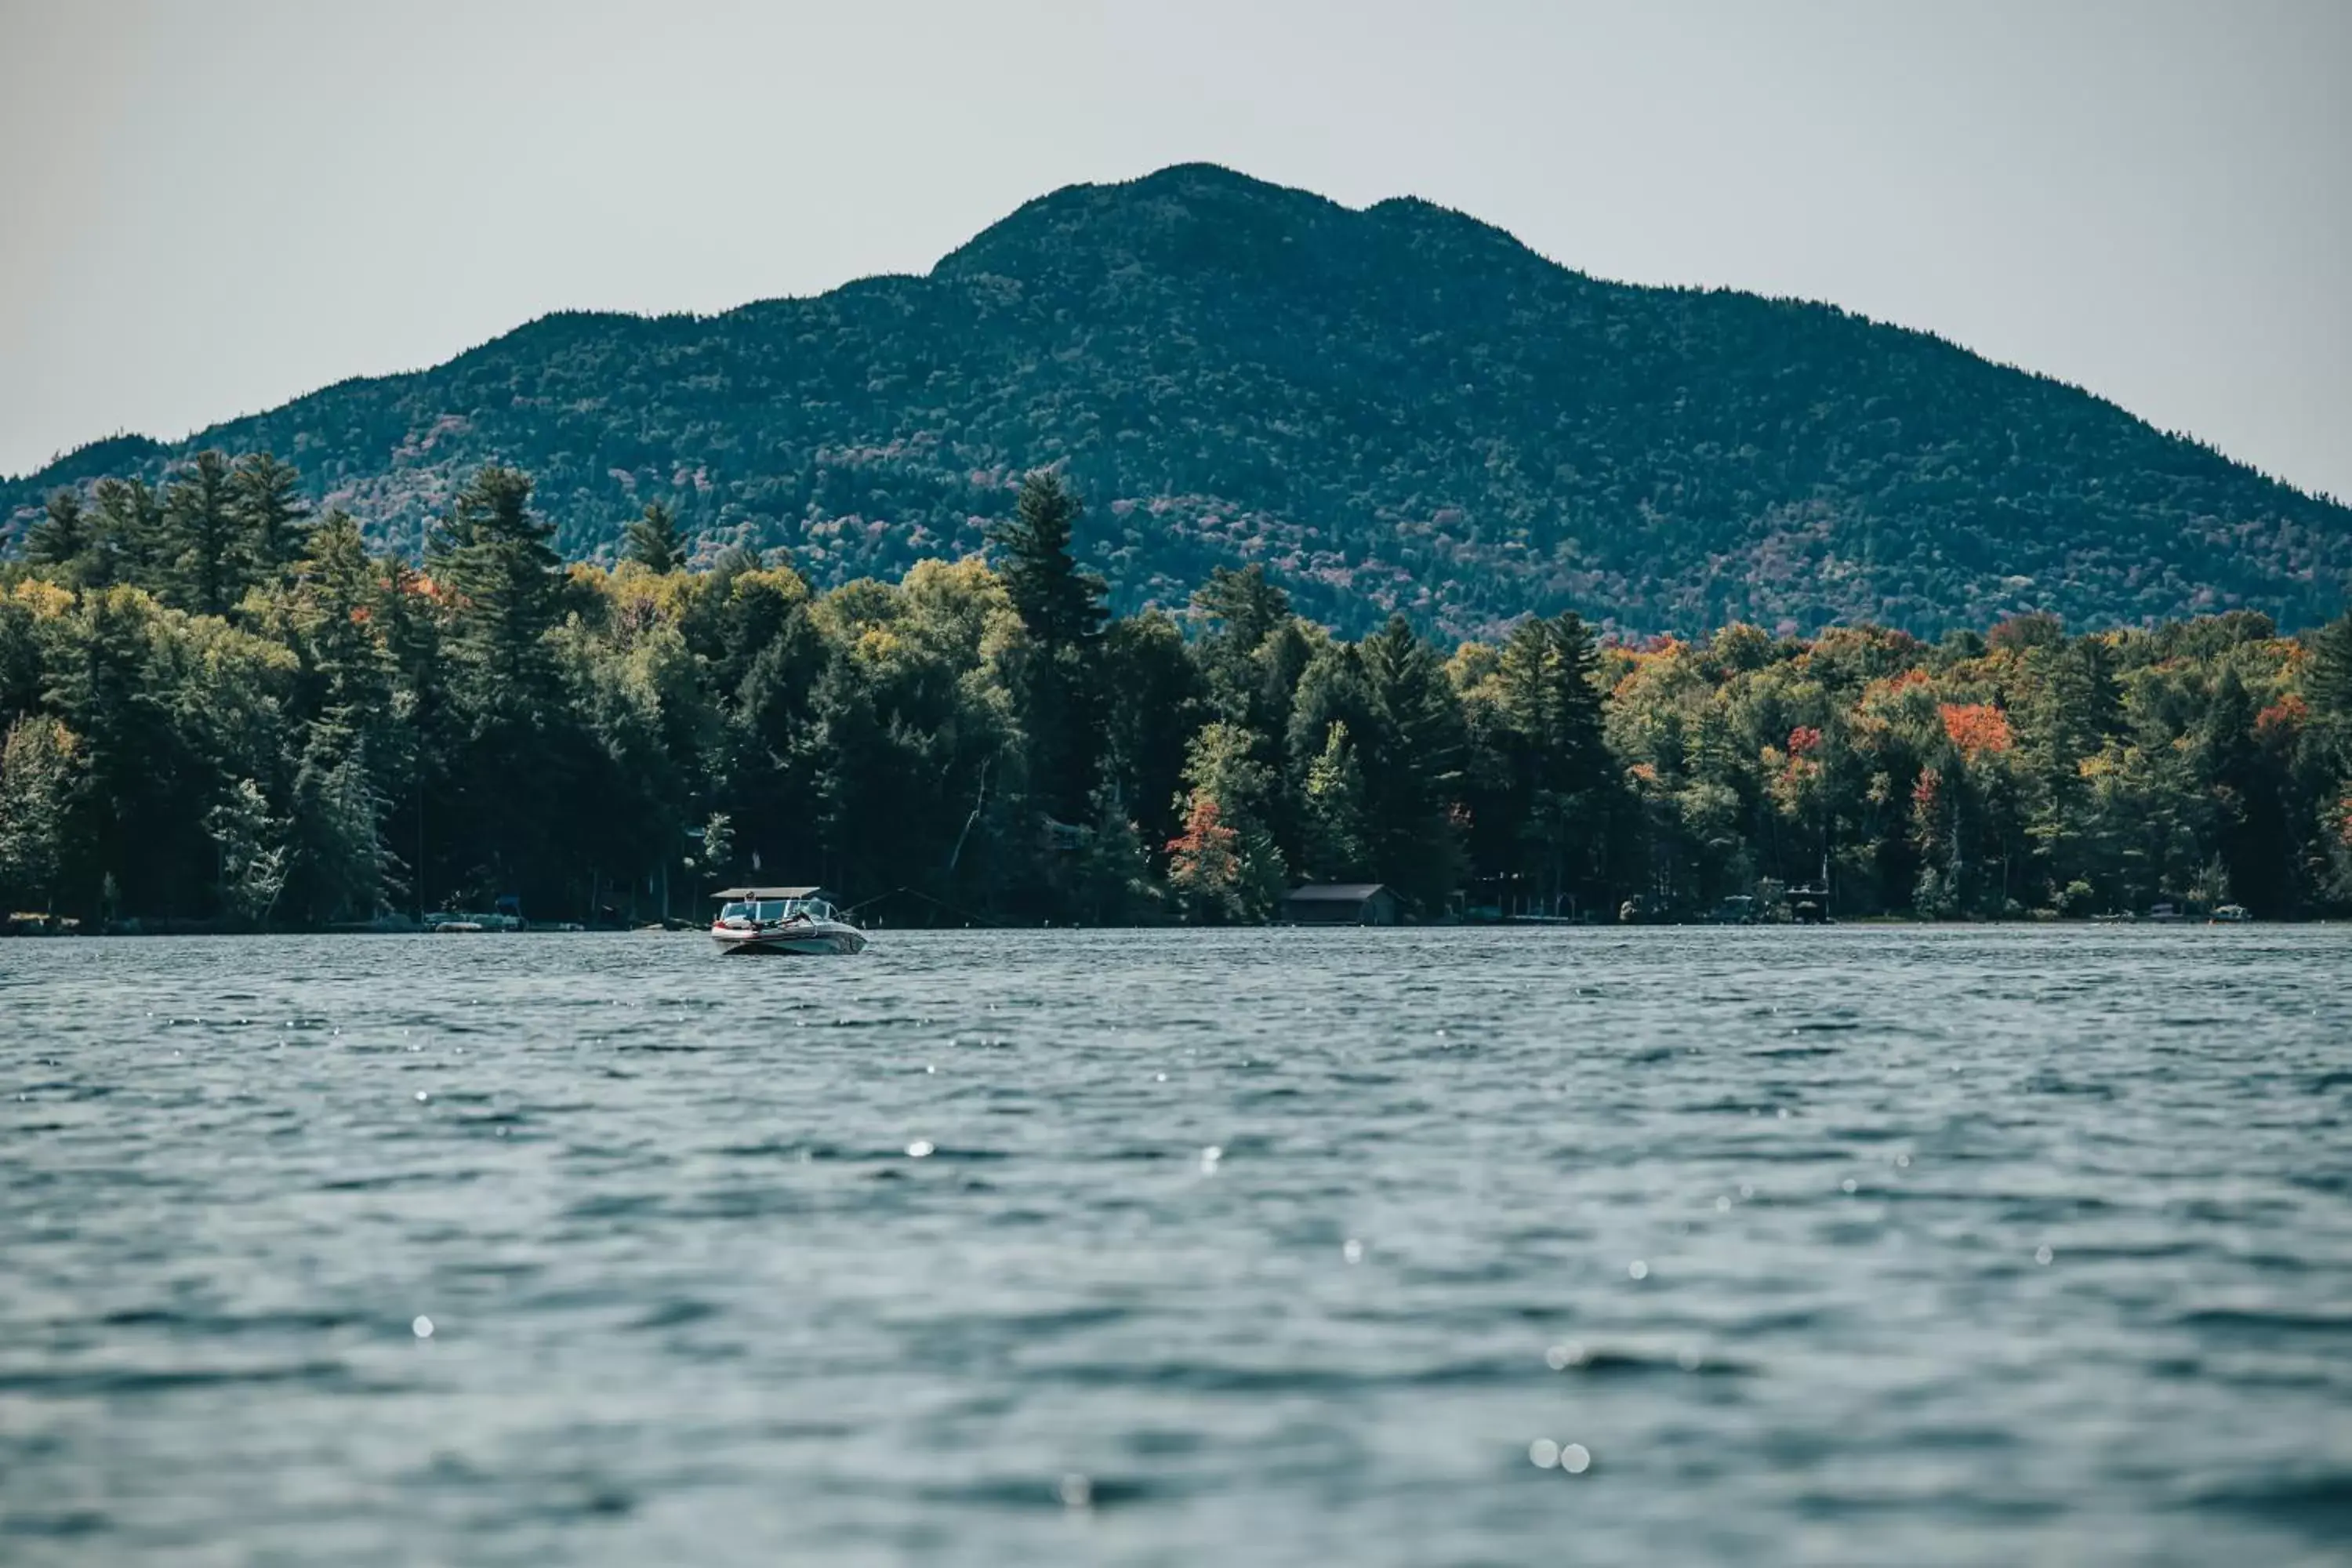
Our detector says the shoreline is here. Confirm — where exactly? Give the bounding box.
[6,916,2333,938]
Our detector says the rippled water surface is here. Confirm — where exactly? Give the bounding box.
[5,927,2351,1565]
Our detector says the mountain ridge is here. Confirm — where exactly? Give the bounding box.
[7,162,2347,635]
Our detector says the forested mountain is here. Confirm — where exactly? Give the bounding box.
[7,164,2347,637]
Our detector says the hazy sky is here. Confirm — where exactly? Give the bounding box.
[3,0,2347,499]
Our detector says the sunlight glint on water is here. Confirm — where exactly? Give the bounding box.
[3,926,2350,1566]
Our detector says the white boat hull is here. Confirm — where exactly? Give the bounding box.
[709,921,868,956]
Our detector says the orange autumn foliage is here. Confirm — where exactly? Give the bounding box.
[2255,694,2307,745]
[1940,702,2013,758]
[1165,795,1240,889]
[1166,793,1229,855]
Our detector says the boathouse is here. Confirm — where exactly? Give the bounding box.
[1280,882,1400,926]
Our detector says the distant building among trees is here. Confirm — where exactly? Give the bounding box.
[1280,884,1400,925]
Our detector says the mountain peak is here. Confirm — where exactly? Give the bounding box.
[932,162,1347,283]
[6,168,2347,636]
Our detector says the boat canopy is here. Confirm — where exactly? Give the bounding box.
[716,892,842,926]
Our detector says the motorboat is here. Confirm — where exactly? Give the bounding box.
[709,887,869,956]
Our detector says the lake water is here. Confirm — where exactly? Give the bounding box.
[4,927,2350,1566]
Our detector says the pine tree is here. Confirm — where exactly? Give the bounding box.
[89,477,162,590]
[2016,634,2122,900]
[423,466,571,908]
[230,452,310,580]
[292,511,397,715]
[1191,564,1297,728]
[989,472,1109,821]
[162,450,252,616]
[430,465,564,717]
[991,472,1107,649]
[273,509,407,923]
[1493,612,1610,910]
[624,500,688,572]
[1358,613,1468,910]
[24,492,91,584]
[1189,564,1290,654]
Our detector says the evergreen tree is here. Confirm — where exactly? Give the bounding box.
[624,500,688,572]
[2017,633,2124,898]
[1190,564,1291,653]
[24,492,91,584]
[1357,614,1468,911]
[88,477,162,590]
[291,512,397,716]
[426,466,572,907]
[1192,564,1304,732]
[162,450,251,617]
[992,472,1107,648]
[430,465,564,718]
[1493,612,1611,910]
[230,452,310,580]
[989,471,1109,820]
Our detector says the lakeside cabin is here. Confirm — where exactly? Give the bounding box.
[1280,882,1400,926]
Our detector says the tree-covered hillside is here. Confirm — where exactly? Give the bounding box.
[5,456,2349,929]
[6,164,2348,637]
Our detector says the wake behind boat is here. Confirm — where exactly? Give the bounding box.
[709,887,869,956]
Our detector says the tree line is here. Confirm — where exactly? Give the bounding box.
[4,453,2350,928]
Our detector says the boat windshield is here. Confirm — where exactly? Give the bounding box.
[719,898,840,924]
